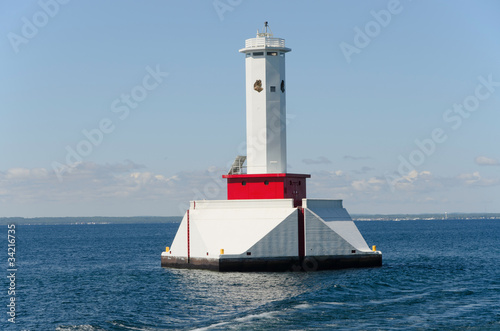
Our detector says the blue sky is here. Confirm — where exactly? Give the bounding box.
[1,0,499,217]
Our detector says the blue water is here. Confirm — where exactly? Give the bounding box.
[2,220,499,330]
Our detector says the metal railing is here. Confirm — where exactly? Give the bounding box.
[245,37,285,49]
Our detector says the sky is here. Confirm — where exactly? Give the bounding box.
[1,0,499,217]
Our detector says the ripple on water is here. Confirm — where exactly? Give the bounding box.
[6,221,500,330]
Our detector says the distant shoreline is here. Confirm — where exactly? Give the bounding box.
[0,216,182,225]
[1,214,499,225]
[351,213,500,221]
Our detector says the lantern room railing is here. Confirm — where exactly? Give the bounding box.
[244,37,285,49]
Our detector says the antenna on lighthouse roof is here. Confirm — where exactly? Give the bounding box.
[257,21,273,37]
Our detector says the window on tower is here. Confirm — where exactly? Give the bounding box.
[253,52,264,56]
[267,52,277,56]
[246,53,251,58]
[270,86,276,92]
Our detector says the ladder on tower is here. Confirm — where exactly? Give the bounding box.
[228,155,246,175]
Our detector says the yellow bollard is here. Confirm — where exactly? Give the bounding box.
[220,249,224,255]
[372,245,376,251]
[165,247,170,252]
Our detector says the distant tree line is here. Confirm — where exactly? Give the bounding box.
[0,216,182,225]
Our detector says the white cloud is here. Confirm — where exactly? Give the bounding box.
[351,177,385,192]
[5,167,49,179]
[456,171,499,187]
[475,156,500,166]
[1,161,181,202]
[353,166,375,174]
[302,156,332,165]
[1,162,498,216]
[307,168,499,207]
[0,161,231,216]
[387,170,499,192]
[344,155,372,160]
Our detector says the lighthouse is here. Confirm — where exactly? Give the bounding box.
[223,22,310,208]
[241,22,288,174]
[161,23,382,271]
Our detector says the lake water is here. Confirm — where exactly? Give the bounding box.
[2,219,499,330]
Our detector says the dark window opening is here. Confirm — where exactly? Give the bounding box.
[264,180,269,185]
[281,80,285,93]
[270,86,276,92]
[351,250,356,254]
[299,181,301,186]
[267,52,277,56]
[242,181,246,186]
[246,252,251,256]
[253,52,264,56]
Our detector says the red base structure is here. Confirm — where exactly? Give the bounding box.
[222,173,311,207]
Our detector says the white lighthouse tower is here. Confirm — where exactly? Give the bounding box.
[161,23,382,271]
[239,22,289,174]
